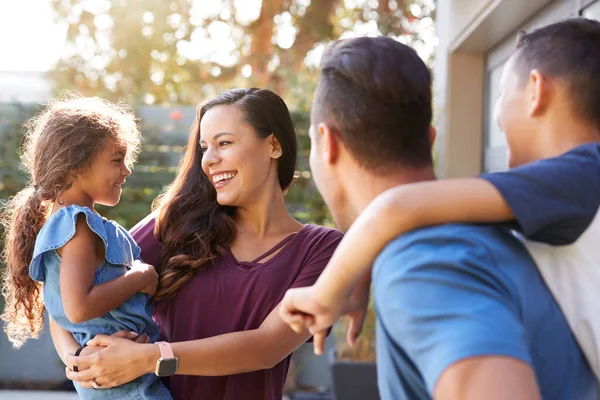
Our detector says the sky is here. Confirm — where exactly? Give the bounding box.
[0,0,436,72]
[0,0,67,71]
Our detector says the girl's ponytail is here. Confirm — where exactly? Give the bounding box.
[1,186,50,348]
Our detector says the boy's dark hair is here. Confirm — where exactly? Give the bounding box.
[311,36,433,173]
[514,18,600,130]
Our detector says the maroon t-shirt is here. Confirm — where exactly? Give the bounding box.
[130,215,342,400]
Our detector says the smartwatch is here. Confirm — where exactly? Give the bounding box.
[154,341,179,377]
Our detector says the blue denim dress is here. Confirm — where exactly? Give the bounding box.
[29,205,172,399]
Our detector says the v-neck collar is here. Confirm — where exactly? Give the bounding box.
[227,224,310,272]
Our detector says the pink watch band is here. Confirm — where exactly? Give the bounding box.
[156,341,174,359]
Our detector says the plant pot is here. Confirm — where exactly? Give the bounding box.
[328,349,379,400]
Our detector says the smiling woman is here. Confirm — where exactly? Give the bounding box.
[49,88,343,400]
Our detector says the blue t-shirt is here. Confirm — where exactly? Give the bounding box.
[372,224,598,400]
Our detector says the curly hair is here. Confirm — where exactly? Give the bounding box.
[1,93,141,348]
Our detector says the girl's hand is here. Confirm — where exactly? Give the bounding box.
[64,334,158,389]
[128,260,158,295]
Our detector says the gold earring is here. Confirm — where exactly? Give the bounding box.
[272,150,282,157]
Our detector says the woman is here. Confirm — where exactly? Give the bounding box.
[50,88,342,400]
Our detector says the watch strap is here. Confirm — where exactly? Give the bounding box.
[156,341,175,359]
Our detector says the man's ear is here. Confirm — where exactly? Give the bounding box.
[428,126,437,149]
[527,69,551,118]
[318,122,340,165]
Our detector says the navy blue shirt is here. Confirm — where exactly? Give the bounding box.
[481,143,600,245]
[481,143,600,381]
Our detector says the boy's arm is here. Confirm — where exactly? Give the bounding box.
[60,214,156,324]
[313,177,513,305]
[281,178,512,337]
[314,145,600,315]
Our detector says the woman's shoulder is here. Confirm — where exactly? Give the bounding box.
[129,212,162,265]
[302,224,343,240]
[295,224,343,255]
[130,211,158,237]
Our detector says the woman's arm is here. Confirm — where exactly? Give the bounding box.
[65,303,312,388]
[60,215,157,323]
[280,177,514,334]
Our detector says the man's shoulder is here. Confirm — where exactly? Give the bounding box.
[375,223,532,281]
[383,223,519,255]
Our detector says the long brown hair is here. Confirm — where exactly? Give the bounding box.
[1,94,140,348]
[152,88,298,301]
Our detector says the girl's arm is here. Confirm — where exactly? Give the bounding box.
[60,214,157,323]
[64,303,313,388]
[49,317,81,366]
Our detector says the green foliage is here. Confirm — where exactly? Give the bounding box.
[48,0,435,107]
[0,104,329,233]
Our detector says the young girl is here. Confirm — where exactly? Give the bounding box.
[1,95,172,399]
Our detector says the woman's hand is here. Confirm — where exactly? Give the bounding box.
[64,333,157,389]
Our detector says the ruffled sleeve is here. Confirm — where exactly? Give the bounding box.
[29,205,137,282]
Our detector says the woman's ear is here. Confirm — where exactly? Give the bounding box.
[269,134,283,159]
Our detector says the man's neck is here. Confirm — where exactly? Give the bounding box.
[345,165,437,216]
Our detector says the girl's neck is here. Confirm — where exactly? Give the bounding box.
[51,187,95,214]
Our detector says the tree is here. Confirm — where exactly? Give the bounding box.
[45,0,436,227]
[49,0,436,107]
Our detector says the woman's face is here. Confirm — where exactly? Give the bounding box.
[200,104,280,207]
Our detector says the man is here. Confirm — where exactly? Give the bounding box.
[281,33,598,399]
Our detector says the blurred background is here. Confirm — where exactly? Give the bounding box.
[0,1,436,398]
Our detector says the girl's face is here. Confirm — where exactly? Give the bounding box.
[199,104,280,207]
[76,140,132,207]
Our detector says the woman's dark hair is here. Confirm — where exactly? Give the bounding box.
[152,88,297,300]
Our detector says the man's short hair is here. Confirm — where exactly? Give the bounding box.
[312,36,433,173]
[514,18,600,130]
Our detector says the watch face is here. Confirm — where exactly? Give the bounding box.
[157,358,179,377]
